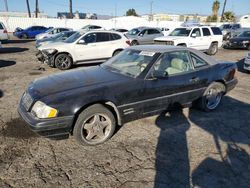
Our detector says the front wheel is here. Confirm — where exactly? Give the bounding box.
[73,104,116,146]
[55,53,72,70]
[22,33,28,39]
[196,82,225,112]
[207,43,218,55]
[131,40,139,46]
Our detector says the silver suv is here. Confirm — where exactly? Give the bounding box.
[126,27,163,45]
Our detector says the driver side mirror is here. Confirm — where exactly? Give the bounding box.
[151,70,168,79]
[78,39,86,44]
[191,33,197,38]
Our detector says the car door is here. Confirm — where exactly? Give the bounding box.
[142,50,208,114]
[189,28,204,50]
[201,27,212,50]
[148,29,164,43]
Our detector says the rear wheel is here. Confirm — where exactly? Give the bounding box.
[73,104,116,146]
[55,53,72,70]
[207,43,218,55]
[196,82,225,112]
[131,40,139,46]
[22,33,28,39]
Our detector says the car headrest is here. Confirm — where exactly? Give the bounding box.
[171,58,185,70]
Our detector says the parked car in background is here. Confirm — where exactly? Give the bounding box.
[14,26,52,39]
[37,30,130,70]
[154,26,223,55]
[126,27,164,45]
[110,28,128,33]
[224,31,250,50]
[19,45,238,145]
[36,31,77,48]
[35,27,73,40]
[219,23,250,40]
[82,25,104,30]
[0,22,9,42]
[158,27,171,36]
[244,52,250,72]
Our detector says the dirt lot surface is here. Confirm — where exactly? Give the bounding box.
[0,37,249,188]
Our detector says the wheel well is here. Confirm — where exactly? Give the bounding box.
[177,43,187,46]
[70,101,122,134]
[112,49,123,56]
[214,80,226,93]
[211,41,218,45]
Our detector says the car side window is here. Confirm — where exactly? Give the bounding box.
[96,33,110,42]
[191,53,208,68]
[191,28,201,37]
[110,33,121,40]
[153,51,194,76]
[0,23,4,29]
[83,33,97,43]
[148,29,160,34]
[202,28,211,36]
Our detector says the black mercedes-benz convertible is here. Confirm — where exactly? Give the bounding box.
[18,45,237,145]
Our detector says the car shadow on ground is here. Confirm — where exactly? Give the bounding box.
[154,96,250,188]
[0,60,16,68]
[0,89,3,98]
[7,39,35,44]
[236,58,249,73]
[1,118,38,139]
[0,47,29,54]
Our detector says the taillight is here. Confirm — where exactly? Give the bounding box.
[126,40,131,46]
[3,29,7,33]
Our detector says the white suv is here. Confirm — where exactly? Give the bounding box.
[0,22,9,42]
[38,30,130,70]
[154,26,223,55]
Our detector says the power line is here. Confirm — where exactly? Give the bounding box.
[4,0,8,11]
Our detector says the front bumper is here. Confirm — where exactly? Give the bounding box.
[18,103,74,139]
[36,50,55,66]
[225,41,249,49]
[225,78,238,92]
[244,58,250,71]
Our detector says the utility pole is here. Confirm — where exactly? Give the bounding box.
[221,0,227,22]
[35,0,39,18]
[150,1,153,21]
[26,0,31,18]
[4,0,8,12]
[69,0,73,19]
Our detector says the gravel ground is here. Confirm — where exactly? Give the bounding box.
[0,37,249,188]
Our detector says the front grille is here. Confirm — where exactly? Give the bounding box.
[21,92,34,111]
[154,40,174,45]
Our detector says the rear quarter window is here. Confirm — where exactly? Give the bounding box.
[211,27,222,35]
[111,33,122,40]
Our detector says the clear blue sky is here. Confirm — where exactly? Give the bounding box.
[0,0,249,17]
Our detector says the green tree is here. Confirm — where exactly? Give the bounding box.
[126,9,138,16]
[223,11,236,22]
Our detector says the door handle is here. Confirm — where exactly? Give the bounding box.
[189,77,200,83]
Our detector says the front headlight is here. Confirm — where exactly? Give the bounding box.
[43,49,57,54]
[31,101,58,119]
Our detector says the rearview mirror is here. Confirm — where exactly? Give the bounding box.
[78,39,86,44]
[191,33,197,38]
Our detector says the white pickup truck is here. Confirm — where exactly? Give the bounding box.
[154,26,223,55]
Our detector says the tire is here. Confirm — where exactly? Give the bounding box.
[177,44,187,47]
[196,82,225,112]
[131,40,139,46]
[207,43,218,55]
[112,50,122,57]
[55,53,72,70]
[22,33,28,39]
[73,104,116,146]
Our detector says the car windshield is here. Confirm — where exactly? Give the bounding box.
[127,28,141,35]
[64,32,82,43]
[238,31,250,38]
[102,49,156,77]
[169,28,192,36]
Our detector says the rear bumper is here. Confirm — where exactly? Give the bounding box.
[18,104,74,139]
[225,78,238,92]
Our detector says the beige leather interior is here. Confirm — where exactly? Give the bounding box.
[166,58,187,75]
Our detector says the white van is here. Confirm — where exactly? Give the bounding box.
[0,22,9,42]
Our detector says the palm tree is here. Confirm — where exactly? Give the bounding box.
[212,0,220,17]
[26,0,31,18]
[221,0,228,22]
[69,0,73,19]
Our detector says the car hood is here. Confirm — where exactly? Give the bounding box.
[29,66,127,98]
[38,41,66,50]
[154,36,187,41]
[230,37,250,42]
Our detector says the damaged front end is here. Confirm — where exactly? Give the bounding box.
[36,49,57,67]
